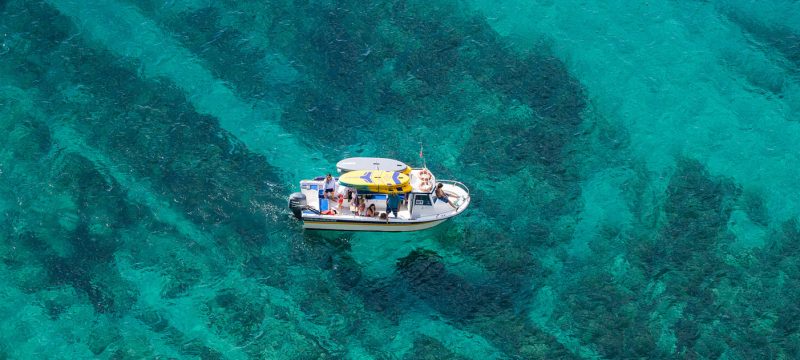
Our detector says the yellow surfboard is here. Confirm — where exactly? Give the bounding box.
[338,170,412,193]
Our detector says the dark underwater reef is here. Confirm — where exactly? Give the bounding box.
[1,0,583,357]
[113,0,595,354]
[2,0,800,358]
[2,2,334,357]
[712,3,800,74]
[539,156,800,358]
[665,0,799,106]
[119,0,589,266]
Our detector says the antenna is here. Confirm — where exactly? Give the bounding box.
[419,143,426,169]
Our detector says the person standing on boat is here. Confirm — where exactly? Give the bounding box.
[347,189,358,212]
[323,174,337,201]
[386,192,400,221]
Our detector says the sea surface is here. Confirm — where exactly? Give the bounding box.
[1,0,799,358]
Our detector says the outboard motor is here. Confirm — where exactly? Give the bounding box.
[288,192,307,219]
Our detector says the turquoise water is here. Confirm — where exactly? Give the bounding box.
[1,0,799,358]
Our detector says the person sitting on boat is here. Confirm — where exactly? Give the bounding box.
[386,193,400,220]
[321,208,338,216]
[323,174,336,201]
[357,200,366,216]
[348,190,357,212]
[366,204,377,217]
[435,183,457,209]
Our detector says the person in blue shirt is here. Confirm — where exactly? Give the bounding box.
[386,193,400,221]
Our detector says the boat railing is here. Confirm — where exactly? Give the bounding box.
[437,179,470,198]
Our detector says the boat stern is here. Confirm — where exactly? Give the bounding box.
[288,192,307,219]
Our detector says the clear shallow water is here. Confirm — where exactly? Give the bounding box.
[1,0,799,358]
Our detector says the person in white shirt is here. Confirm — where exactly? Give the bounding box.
[323,174,336,201]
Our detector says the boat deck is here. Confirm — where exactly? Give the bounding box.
[301,187,413,221]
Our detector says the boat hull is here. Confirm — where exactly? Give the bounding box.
[303,218,446,232]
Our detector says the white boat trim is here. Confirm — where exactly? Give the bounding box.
[303,219,446,232]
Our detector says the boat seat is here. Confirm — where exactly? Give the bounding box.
[320,199,329,211]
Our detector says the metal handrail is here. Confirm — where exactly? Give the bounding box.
[436,179,470,197]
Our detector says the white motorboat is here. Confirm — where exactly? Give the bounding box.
[288,157,470,232]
